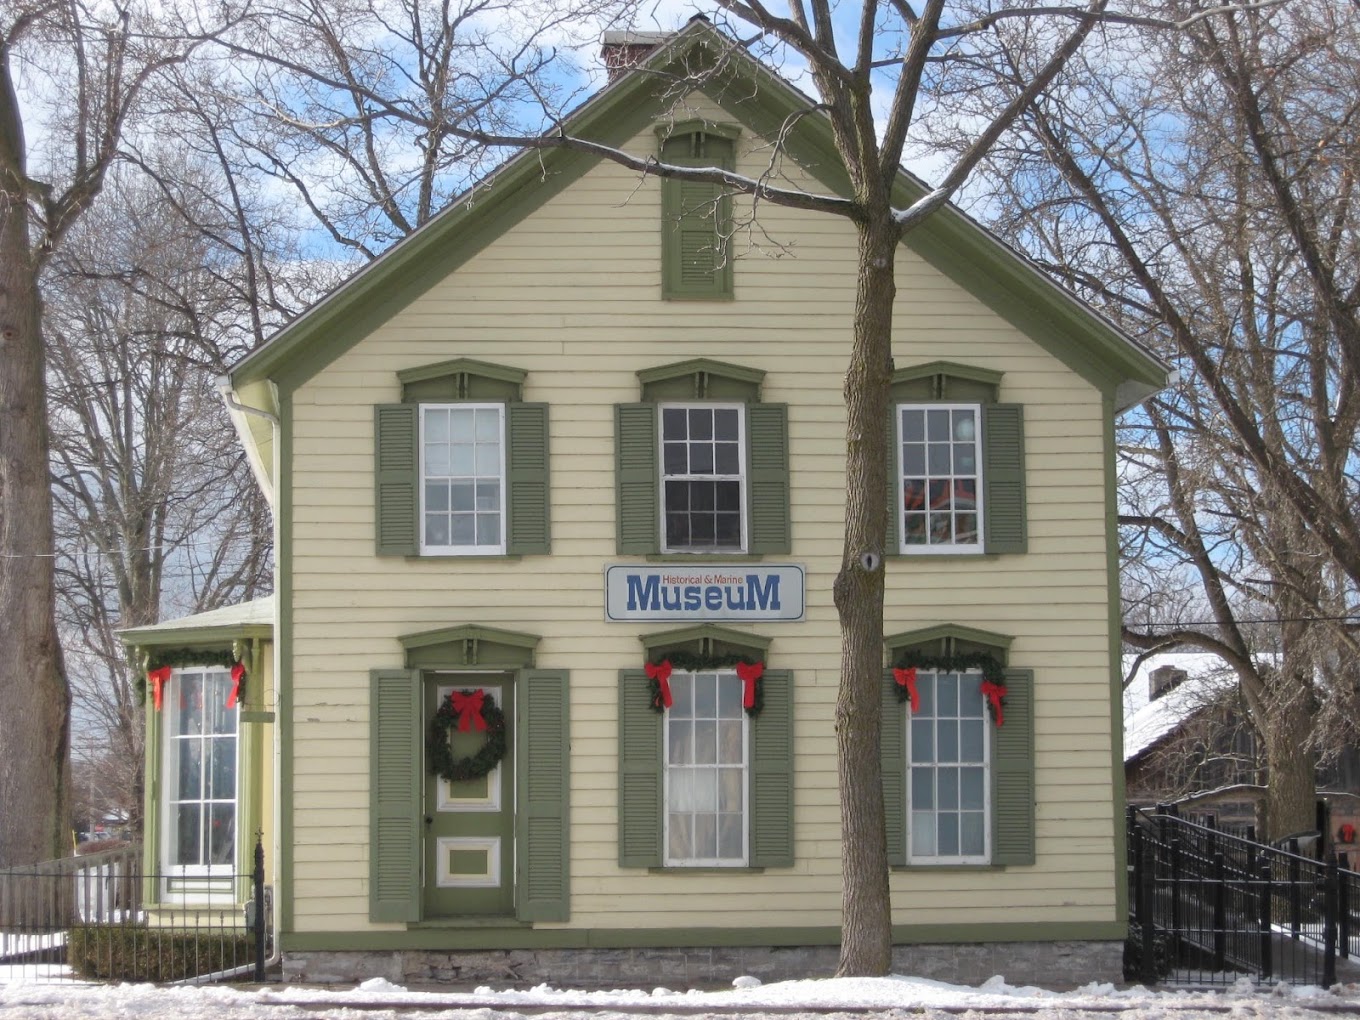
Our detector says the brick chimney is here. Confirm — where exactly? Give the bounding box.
[601,31,671,83]
[1149,664,1189,701]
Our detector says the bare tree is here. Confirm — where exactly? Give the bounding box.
[0,0,236,867]
[44,168,275,838]
[948,0,1360,836]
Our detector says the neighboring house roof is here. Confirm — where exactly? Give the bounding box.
[1122,652,1238,764]
[223,17,1168,424]
[118,595,275,647]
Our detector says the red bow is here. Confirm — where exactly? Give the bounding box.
[893,667,919,713]
[147,667,172,712]
[450,689,487,731]
[980,680,1008,727]
[736,661,764,709]
[645,660,673,709]
[227,662,246,709]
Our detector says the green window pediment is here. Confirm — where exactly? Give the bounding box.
[890,361,1003,404]
[639,624,772,663]
[398,624,540,669]
[397,358,527,403]
[636,358,764,403]
[885,624,1013,664]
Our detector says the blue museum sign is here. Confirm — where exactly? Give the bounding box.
[605,564,805,622]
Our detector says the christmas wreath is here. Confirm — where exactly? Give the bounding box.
[427,689,508,783]
[891,651,1009,726]
[645,652,766,717]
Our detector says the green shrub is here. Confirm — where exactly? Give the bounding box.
[68,925,255,982]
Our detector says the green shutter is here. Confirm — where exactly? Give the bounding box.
[991,668,1035,866]
[375,404,419,556]
[749,669,794,867]
[982,403,1027,554]
[369,668,421,922]
[886,408,901,556]
[507,402,551,555]
[661,136,733,299]
[516,669,570,921]
[615,404,659,555]
[617,669,662,866]
[881,669,907,866]
[746,404,791,554]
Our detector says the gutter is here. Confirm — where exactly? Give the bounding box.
[216,375,278,507]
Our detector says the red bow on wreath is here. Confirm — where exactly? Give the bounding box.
[735,661,764,709]
[450,689,488,731]
[645,659,674,709]
[980,680,1008,727]
[893,667,920,713]
[227,662,246,709]
[147,666,172,712]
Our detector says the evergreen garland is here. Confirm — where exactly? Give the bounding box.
[892,651,1007,714]
[427,690,508,783]
[647,653,765,717]
[136,648,238,704]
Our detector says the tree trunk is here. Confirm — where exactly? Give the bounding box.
[1259,623,1317,842]
[0,67,72,869]
[832,214,899,977]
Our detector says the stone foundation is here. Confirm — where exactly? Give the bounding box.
[283,940,1123,989]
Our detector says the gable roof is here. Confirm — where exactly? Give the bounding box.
[1122,652,1238,764]
[226,18,1167,409]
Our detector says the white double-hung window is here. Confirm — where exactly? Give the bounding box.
[165,667,238,879]
[897,404,982,551]
[660,404,745,552]
[421,404,506,555]
[664,670,749,865]
[908,670,990,863]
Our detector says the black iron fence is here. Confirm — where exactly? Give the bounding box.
[0,839,270,984]
[1128,806,1360,986]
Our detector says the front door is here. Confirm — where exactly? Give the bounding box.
[424,674,514,917]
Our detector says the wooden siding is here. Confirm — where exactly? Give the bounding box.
[283,99,1120,933]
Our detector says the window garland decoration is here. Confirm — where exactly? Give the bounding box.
[645,652,766,717]
[892,650,1007,726]
[427,688,508,783]
[138,648,242,709]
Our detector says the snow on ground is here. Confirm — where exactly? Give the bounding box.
[6,972,1360,1020]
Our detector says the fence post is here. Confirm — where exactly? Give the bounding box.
[1169,838,1182,937]
[1213,851,1226,971]
[1324,854,1338,987]
[253,837,266,982]
[1259,861,1273,981]
[1289,839,1302,939]
[1341,869,1352,961]
[1140,836,1157,985]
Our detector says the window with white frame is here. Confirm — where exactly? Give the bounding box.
[908,670,990,863]
[421,404,506,554]
[661,404,745,552]
[165,667,238,874]
[664,670,748,865]
[898,404,982,551]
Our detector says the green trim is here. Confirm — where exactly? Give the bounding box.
[239,711,275,724]
[646,867,767,874]
[121,625,271,649]
[397,358,527,388]
[644,554,765,562]
[226,20,1165,407]
[635,358,765,395]
[399,624,541,670]
[653,119,743,143]
[410,917,533,929]
[638,624,772,660]
[893,361,1004,389]
[1105,396,1130,920]
[278,391,295,935]
[280,920,1127,952]
[885,624,1013,662]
